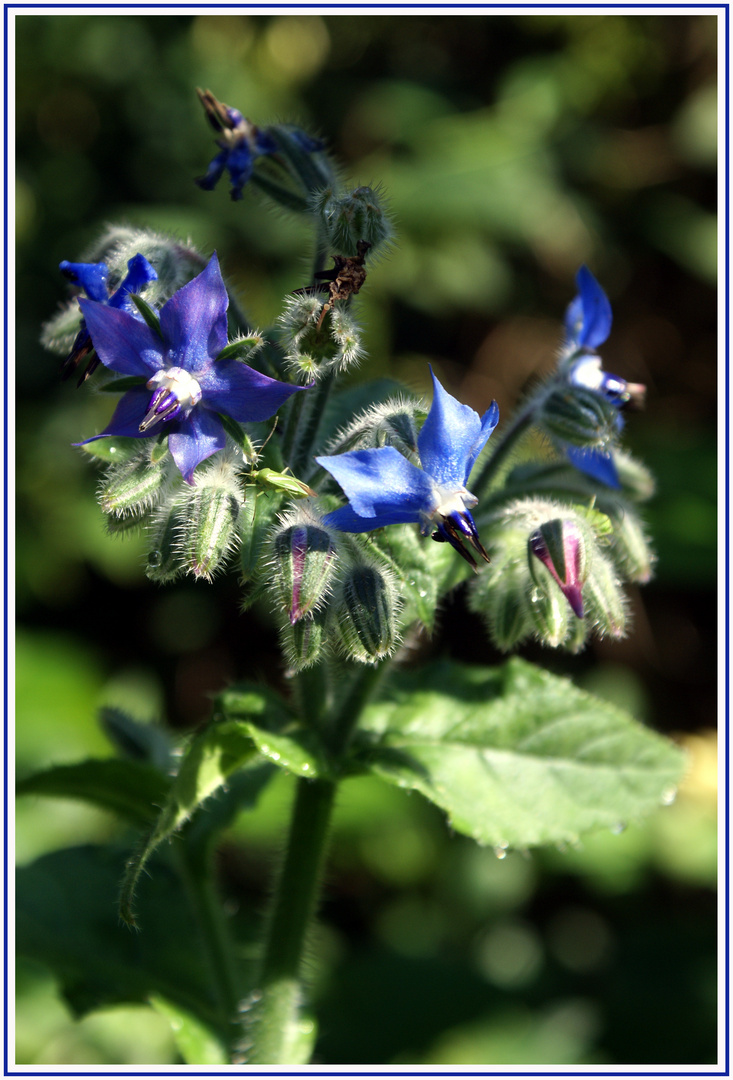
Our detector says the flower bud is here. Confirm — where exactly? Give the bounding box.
[280,609,328,673]
[270,516,339,624]
[540,387,619,450]
[528,519,587,618]
[607,510,655,584]
[99,441,172,521]
[279,293,364,381]
[146,495,187,584]
[468,539,533,651]
[314,184,394,258]
[332,562,400,664]
[583,551,628,639]
[325,397,423,460]
[184,470,243,581]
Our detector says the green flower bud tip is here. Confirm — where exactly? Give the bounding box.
[529,519,586,618]
[271,512,339,624]
[99,445,171,519]
[326,396,422,459]
[314,184,394,257]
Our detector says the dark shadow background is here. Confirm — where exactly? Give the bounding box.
[15,12,718,1066]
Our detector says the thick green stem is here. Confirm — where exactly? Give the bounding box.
[290,375,334,478]
[245,777,337,1064]
[326,658,388,757]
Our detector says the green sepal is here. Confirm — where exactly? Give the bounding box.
[240,487,283,582]
[79,435,147,463]
[350,657,687,849]
[129,293,163,338]
[217,412,248,450]
[95,374,148,393]
[215,335,265,362]
[250,172,310,213]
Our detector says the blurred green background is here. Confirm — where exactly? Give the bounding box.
[15,12,718,1066]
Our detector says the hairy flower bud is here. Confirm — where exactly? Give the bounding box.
[279,293,364,381]
[270,514,339,624]
[583,552,629,639]
[540,387,619,450]
[607,510,655,584]
[325,396,423,460]
[178,457,244,580]
[146,495,187,584]
[528,519,587,618]
[99,440,173,521]
[331,561,400,664]
[280,609,328,673]
[313,184,394,258]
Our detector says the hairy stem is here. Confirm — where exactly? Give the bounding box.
[244,777,336,1064]
[471,406,538,497]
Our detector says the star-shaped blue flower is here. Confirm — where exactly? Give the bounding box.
[77,253,306,483]
[561,266,645,488]
[316,368,500,569]
[60,253,158,384]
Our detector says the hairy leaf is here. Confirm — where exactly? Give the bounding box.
[352,657,686,848]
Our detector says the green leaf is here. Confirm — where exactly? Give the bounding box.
[352,658,686,849]
[150,994,228,1065]
[119,721,258,925]
[17,845,226,1034]
[215,335,264,362]
[16,759,170,827]
[216,684,331,780]
[217,412,248,449]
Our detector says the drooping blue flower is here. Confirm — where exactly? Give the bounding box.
[77,253,306,483]
[316,368,500,569]
[195,88,280,201]
[559,267,645,488]
[60,254,158,384]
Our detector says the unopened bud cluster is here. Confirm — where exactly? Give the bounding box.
[313,184,394,258]
[279,293,364,381]
[265,508,402,671]
[468,498,646,652]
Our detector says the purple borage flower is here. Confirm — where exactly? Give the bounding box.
[562,266,646,489]
[77,254,306,484]
[60,254,158,384]
[316,368,500,571]
[195,89,323,202]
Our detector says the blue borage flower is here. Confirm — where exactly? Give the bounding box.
[60,254,158,384]
[317,368,500,570]
[76,253,306,483]
[561,266,646,488]
[195,88,323,201]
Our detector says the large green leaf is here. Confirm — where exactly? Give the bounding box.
[352,658,686,848]
[16,845,226,1035]
[16,759,170,827]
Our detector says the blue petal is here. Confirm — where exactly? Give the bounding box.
[109,254,158,309]
[315,446,436,523]
[417,367,499,489]
[323,503,420,533]
[198,360,305,423]
[168,409,226,484]
[79,299,164,377]
[60,261,108,302]
[196,149,229,191]
[564,266,612,351]
[566,445,620,488]
[74,387,151,443]
[226,144,255,198]
[159,254,229,370]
